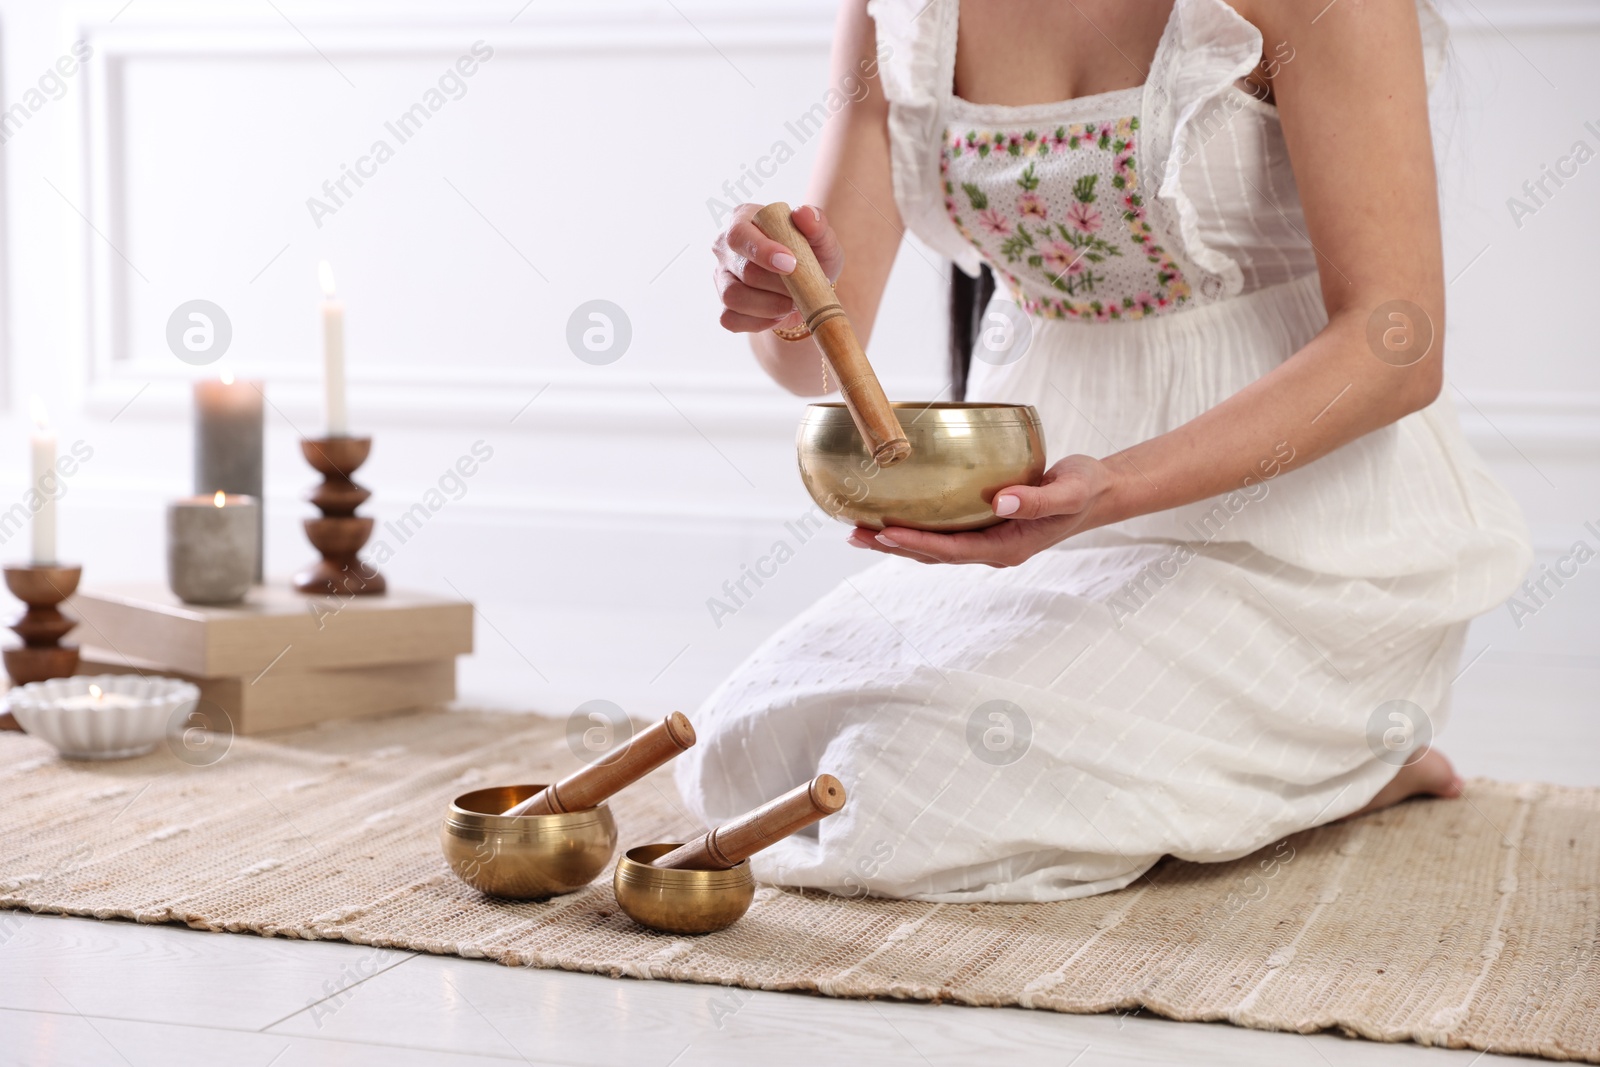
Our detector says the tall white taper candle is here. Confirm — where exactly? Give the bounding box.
[318,260,348,436]
[28,396,56,565]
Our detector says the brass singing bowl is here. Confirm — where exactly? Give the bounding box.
[613,843,756,935]
[797,402,1047,532]
[441,784,617,900]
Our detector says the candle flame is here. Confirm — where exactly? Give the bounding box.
[318,260,337,298]
[88,684,103,700]
[213,490,227,507]
[28,394,49,431]
[220,369,234,385]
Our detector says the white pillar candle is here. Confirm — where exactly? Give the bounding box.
[29,396,57,566]
[319,260,348,436]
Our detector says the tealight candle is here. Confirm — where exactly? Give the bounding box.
[167,492,259,605]
[55,682,140,712]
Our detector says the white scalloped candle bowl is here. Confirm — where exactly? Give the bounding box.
[8,675,200,760]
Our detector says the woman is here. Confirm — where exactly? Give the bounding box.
[678,0,1530,902]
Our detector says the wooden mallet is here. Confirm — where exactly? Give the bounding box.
[501,712,696,817]
[753,202,911,467]
[652,773,846,870]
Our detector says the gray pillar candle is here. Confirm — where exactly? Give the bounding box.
[194,378,264,582]
[168,493,259,605]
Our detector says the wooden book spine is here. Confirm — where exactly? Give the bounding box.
[652,774,846,870]
[501,712,696,816]
[752,203,910,467]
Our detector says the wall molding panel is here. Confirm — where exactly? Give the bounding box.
[70,2,839,418]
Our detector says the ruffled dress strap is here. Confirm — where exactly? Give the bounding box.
[867,0,983,276]
[1142,0,1451,302]
[870,0,1450,289]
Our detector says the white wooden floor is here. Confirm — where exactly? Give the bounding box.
[2,623,1593,1067]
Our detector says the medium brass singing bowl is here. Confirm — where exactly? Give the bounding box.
[613,843,756,935]
[797,402,1047,532]
[441,784,617,900]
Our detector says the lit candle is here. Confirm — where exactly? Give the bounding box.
[29,396,56,566]
[56,682,141,712]
[193,371,265,582]
[319,261,348,436]
[166,491,259,605]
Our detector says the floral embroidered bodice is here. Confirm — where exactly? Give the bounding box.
[868,0,1450,328]
[941,110,1191,322]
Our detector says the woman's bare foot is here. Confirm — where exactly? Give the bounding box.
[1349,747,1464,819]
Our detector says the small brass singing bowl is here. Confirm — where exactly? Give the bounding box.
[441,784,617,900]
[797,402,1047,532]
[613,843,756,935]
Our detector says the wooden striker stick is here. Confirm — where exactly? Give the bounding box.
[652,774,847,871]
[501,713,696,816]
[752,203,911,467]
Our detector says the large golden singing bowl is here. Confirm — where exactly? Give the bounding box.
[441,784,617,900]
[797,402,1047,532]
[613,843,756,935]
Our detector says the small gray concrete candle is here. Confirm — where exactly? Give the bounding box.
[168,493,259,605]
[194,376,264,581]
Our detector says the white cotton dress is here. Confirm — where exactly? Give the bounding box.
[675,0,1533,902]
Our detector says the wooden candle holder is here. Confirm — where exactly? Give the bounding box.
[653,773,846,871]
[293,436,386,597]
[3,564,83,689]
[502,712,697,816]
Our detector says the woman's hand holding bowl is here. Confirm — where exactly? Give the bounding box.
[849,454,1122,567]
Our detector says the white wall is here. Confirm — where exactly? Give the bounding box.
[0,0,1594,717]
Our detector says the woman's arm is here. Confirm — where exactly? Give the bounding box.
[711,0,903,396]
[863,0,1447,565]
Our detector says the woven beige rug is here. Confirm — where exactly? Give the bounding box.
[2,710,1596,1061]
